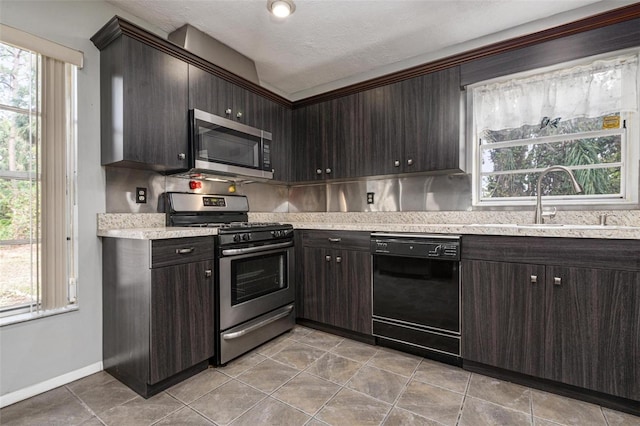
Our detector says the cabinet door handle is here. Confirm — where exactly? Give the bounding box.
[225,108,232,116]
[328,238,341,243]
[336,256,342,263]
[530,275,537,284]
[175,247,195,254]
[316,168,323,175]
[236,111,243,119]
[554,277,562,286]
[407,158,414,166]
[325,168,332,174]
[204,270,212,278]
[178,153,186,160]
[325,255,332,262]
[394,160,400,167]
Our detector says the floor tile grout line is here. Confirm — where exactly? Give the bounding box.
[453,370,473,426]
[192,382,270,426]
[601,405,611,426]
[64,384,102,422]
[146,391,190,426]
[530,381,535,426]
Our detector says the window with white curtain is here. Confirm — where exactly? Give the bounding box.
[0,25,81,324]
[470,50,639,207]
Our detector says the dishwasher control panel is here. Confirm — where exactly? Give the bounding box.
[371,233,460,260]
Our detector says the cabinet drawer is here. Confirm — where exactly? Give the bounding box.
[151,237,214,268]
[301,230,370,251]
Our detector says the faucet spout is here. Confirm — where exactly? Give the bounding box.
[534,166,583,224]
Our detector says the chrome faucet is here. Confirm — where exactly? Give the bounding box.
[534,166,583,224]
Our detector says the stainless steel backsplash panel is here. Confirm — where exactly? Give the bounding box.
[106,167,471,213]
[106,167,289,213]
[290,174,472,212]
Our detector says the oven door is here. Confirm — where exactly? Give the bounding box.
[219,242,294,331]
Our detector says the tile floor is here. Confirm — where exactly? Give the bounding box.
[2,326,639,426]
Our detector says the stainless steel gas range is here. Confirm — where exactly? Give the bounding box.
[163,192,295,365]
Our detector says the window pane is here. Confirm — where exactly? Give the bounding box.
[0,242,39,310]
[1,178,40,311]
[0,44,38,111]
[481,135,622,173]
[481,167,621,198]
[0,109,38,173]
[480,115,620,143]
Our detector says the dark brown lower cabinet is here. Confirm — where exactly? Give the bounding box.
[544,266,640,400]
[149,260,215,384]
[462,260,545,377]
[298,231,372,335]
[462,235,640,404]
[103,237,215,397]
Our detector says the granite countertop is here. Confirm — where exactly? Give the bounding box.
[97,213,219,240]
[97,227,219,240]
[288,222,640,239]
[97,211,640,240]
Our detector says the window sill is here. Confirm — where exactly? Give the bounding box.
[0,305,79,327]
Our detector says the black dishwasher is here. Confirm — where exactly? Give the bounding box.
[371,233,461,365]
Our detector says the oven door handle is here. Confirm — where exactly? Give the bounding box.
[222,304,294,340]
[221,241,293,256]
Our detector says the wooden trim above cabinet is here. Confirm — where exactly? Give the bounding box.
[91,16,293,108]
[92,4,640,110]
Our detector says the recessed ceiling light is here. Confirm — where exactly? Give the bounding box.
[267,0,296,18]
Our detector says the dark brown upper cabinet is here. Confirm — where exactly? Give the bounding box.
[97,35,190,172]
[292,103,326,182]
[291,66,462,182]
[400,67,462,173]
[268,103,292,183]
[188,65,268,129]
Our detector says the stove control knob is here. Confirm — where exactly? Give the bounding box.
[242,233,251,241]
[233,234,241,242]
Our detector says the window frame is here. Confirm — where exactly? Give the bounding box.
[468,48,640,208]
[0,39,79,325]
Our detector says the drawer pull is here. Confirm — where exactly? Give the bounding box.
[328,238,341,243]
[325,255,332,262]
[336,256,342,263]
[530,275,537,284]
[204,270,212,278]
[175,247,195,255]
[554,277,562,286]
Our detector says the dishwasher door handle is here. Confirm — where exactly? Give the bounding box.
[222,304,294,340]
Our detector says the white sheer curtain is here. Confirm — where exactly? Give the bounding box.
[473,54,639,132]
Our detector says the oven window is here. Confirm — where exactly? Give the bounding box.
[231,252,287,305]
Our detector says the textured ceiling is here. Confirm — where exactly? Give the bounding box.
[106,0,633,100]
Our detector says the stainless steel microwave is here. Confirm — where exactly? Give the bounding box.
[189,109,273,179]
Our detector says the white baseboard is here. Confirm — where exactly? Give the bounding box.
[0,361,104,408]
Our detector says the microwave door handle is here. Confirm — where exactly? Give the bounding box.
[221,241,293,256]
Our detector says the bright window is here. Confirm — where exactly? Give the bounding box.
[470,51,639,207]
[0,30,79,323]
